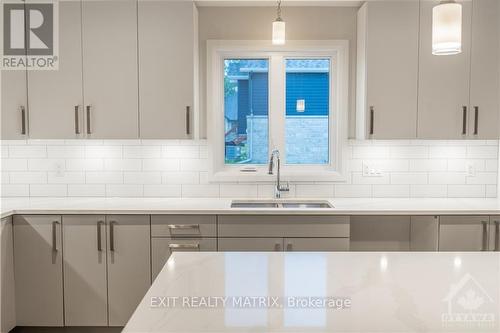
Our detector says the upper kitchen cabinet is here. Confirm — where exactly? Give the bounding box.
[417,0,473,139]
[138,1,198,139]
[1,1,28,140]
[469,0,500,139]
[82,0,139,139]
[356,0,419,139]
[27,0,84,139]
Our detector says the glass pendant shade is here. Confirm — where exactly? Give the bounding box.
[272,20,286,45]
[432,1,462,55]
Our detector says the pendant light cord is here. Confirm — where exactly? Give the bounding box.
[276,0,282,21]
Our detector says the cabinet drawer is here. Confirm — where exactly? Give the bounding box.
[439,216,489,251]
[218,215,350,238]
[151,238,217,280]
[284,238,350,251]
[151,215,216,238]
[218,238,283,252]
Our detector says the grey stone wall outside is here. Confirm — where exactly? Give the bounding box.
[247,115,329,164]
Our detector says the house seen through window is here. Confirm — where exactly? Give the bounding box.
[224,58,330,165]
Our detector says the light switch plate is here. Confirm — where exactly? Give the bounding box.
[362,162,383,177]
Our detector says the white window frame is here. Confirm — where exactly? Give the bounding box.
[207,40,349,183]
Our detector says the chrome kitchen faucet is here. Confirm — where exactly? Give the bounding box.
[268,149,290,199]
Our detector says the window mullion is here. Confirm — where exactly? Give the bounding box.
[268,55,286,162]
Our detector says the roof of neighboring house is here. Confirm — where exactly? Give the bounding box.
[225,59,329,78]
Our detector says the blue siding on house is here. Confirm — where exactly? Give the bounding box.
[237,80,250,134]
[286,73,329,116]
[249,72,269,116]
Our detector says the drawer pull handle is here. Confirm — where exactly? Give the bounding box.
[473,106,479,135]
[495,221,499,252]
[21,106,27,135]
[86,105,92,134]
[169,243,200,250]
[97,221,104,252]
[52,221,60,252]
[110,221,116,252]
[167,224,200,230]
[481,221,488,251]
[74,105,80,134]
[286,243,293,251]
[186,106,191,136]
[462,106,467,135]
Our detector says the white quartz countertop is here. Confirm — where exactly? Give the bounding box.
[4,197,500,218]
[124,252,500,333]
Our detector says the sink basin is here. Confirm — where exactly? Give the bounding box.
[231,200,333,209]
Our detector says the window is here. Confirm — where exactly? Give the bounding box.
[208,41,349,182]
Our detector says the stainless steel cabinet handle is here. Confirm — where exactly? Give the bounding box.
[167,224,200,230]
[52,221,60,252]
[473,106,479,135]
[494,221,500,251]
[286,242,293,251]
[86,105,92,134]
[481,221,488,251]
[97,221,104,252]
[274,243,281,251]
[74,105,80,134]
[21,106,27,135]
[169,243,200,250]
[186,106,191,136]
[462,106,467,135]
[369,106,374,136]
[109,221,116,252]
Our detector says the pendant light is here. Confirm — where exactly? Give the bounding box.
[432,0,462,55]
[272,0,285,45]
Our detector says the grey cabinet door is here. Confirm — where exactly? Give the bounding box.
[439,216,490,251]
[410,216,439,251]
[1,217,16,332]
[1,70,28,139]
[13,215,64,326]
[350,216,411,251]
[138,1,196,139]
[106,215,151,326]
[217,238,283,252]
[63,215,107,326]
[82,0,139,139]
[357,1,419,139]
[27,0,83,139]
[151,238,217,280]
[417,0,472,139]
[469,0,500,139]
[284,238,349,251]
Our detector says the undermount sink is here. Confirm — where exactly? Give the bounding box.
[230,200,334,209]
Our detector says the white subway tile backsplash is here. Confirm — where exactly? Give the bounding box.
[1,139,497,198]
[104,159,142,171]
[124,172,161,184]
[162,172,199,185]
[410,185,447,198]
[10,172,47,184]
[68,184,105,197]
[447,185,486,198]
[106,184,143,197]
[30,184,67,197]
[48,172,85,184]
[1,159,28,171]
[372,185,410,198]
[86,172,123,184]
[1,184,29,197]
[9,145,46,158]
[144,185,181,197]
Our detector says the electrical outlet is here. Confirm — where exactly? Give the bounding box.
[362,162,383,177]
[54,161,65,177]
[466,162,476,177]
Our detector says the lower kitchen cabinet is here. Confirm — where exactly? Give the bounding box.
[284,238,349,251]
[218,238,283,252]
[1,217,16,333]
[63,215,151,326]
[439,216,490,251]
[63,215,108,326]
[410,216,439,251]
[106,215,151,326]
[13,215,64,326]
[151,238,216,280]
[350,216,411,251]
